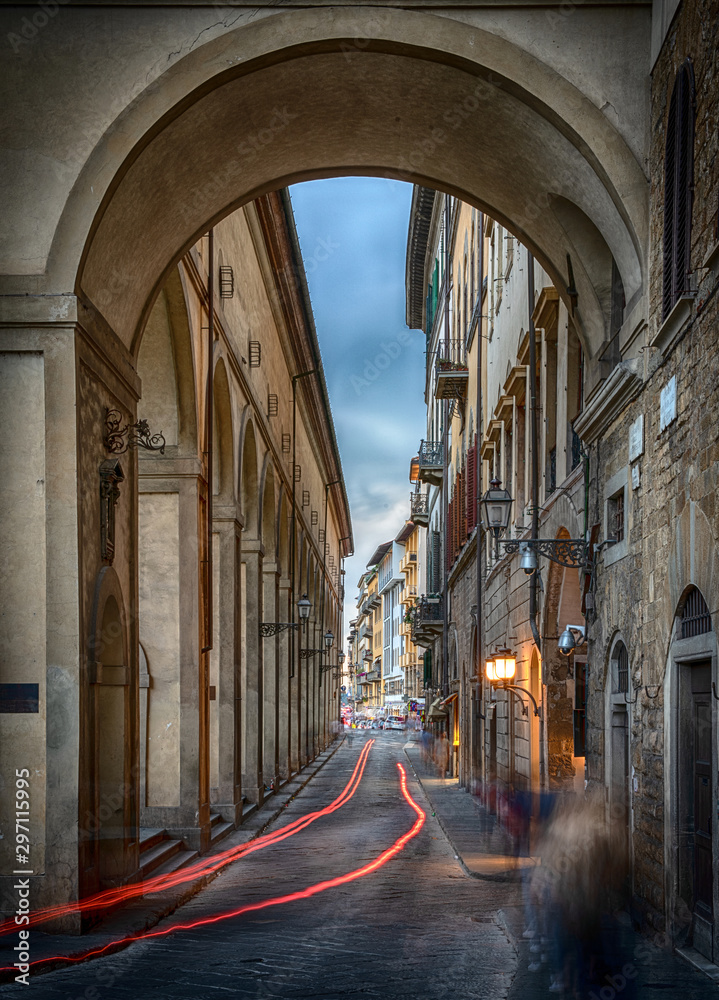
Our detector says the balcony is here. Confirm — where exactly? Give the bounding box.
[366,668,381,683]
[434,341,469,400]
[410,490,430,527]
[359,623,372,640]
[416,440,443,487]
[410,594,444,645]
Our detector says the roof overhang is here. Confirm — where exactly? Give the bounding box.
[405,185,437,330]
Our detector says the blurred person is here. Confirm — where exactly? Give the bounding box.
[435,730,450,777]
[530,793,630,997]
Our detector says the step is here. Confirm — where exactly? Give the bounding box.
[242,800,258,821]
[209,819,234,847]
[138,827,168,853]
[138,837,182,879]
[142,848,199,888]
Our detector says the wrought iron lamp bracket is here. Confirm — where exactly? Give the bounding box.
[497,681,542,718]
[624,684,661,705]
[501,537,590,570]
[260,622,299,638]
[104,408,166,455]
[300,648,325,659]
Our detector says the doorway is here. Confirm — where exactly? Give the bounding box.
[678,661,714,960]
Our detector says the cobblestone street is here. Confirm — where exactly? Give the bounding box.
[0,736,516,999]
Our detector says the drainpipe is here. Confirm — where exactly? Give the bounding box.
[527,253,541,656]
[441,195,451,705]
[475,212,484,780]
[201,229,214,654]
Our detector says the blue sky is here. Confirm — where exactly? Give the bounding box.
[289,178,427,642]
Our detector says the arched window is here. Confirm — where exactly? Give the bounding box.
[680,586,711,638]
[612,640,629,694]
[662,59,695,319]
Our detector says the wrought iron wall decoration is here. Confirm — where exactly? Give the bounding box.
[500,536,590,569]
[260,622,299,637]
[104,409,166,455]
[99,458,124,564]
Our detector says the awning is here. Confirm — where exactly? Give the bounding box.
[440,692,458,708]
[426,697,448,720]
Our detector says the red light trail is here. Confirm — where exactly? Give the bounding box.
[0,740,375,937]
[3,761,424,978]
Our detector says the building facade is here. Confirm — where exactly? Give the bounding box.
[0,190,351,931]
[405,0,719,962]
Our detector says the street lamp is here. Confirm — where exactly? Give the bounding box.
[485,648,540,717]
[324,630,334,651]
[338,651,345,666]
[480,481,591,570]
[297,593,311,625]
[480,478,514,538]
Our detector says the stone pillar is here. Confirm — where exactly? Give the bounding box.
[138,461,211,853]
[210,511,242,824]
[241,540,264,805]
[262,561,281,793]
[277,577,292,780]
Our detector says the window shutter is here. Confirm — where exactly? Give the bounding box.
[467,443,476,532]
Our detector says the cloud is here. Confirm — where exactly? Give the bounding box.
[290,177,427,640]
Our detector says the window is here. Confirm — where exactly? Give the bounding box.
[680,586,711,638]
[609,488,625,543]
[613,641,629,694]
[662,59,695,320]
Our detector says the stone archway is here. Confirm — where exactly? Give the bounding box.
[0,1,656,925]
[1,8,647,369]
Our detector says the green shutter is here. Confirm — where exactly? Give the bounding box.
[423,649,432,685]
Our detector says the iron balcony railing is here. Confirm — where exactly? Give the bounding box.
[410,490,429,525]
[418,440,442,468]
[435,339,467,367]
[409,594,444,644]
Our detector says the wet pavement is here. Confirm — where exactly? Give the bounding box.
[1,730,716,999]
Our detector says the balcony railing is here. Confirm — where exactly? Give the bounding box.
[410,594,444,645]
[416,440,443,486]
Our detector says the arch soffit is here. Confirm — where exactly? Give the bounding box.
[147,264,199,454]
[259,452,277,555]
[213,354,235,502]
[662,502,718,653]
[238,407,259,536]
[45,10,648,361]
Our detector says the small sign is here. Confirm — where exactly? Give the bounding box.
[628,414,643,462]
[0,683,39,713]
[631,464,640,491]
[660,376,677,431]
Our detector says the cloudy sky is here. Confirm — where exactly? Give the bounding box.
[289,178,427,641]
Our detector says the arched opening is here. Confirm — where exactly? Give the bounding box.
[86,570,132,897]
[239,417,263,805]
[542,528,585,794]
[670,585,716,962]
[606,636,631,860]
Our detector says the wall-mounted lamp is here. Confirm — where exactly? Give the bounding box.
[557,624,586,656]
[485,648,540,717]
[297,594,312,625]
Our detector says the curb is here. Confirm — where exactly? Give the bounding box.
[1,737,346,981]
[402,745,522,884]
